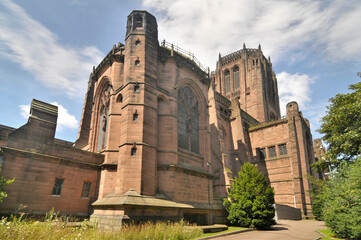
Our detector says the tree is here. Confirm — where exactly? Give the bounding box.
[308,175,326,220]
[223,163,275,228]
[0,168,14,203]
[322,159,361,239]
[317,81,361,169]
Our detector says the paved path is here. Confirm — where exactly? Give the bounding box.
[210,220,327,240]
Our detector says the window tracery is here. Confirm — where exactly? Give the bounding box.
[97,85,111,151]
[177,86,199,154]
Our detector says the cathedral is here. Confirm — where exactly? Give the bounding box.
[0,10,317,227]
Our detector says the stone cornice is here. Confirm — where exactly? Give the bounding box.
[1,146,102,168]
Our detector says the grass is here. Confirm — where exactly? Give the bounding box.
[319,229,344,240]
[0,215,203,240]
[197,226,247,239]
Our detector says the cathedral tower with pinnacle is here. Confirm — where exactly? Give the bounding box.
[214,44,281,122]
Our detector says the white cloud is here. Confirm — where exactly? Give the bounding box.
[277,72,314,116]
[51,102,78,130]
[19,104,30,119]
[19,102,78,131]
[142,0,361,68]
[0,0,103,97]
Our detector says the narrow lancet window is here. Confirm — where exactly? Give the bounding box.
[234,66,240,89]
[131,143,137,156]
[225,70,230,93]
[133,110,138,121]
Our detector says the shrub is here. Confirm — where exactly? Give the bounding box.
[223,163,275,228]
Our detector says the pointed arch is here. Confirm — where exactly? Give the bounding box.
[93,76,112,152]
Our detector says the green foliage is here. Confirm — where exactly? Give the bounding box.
[223,163,275,228]
[318,229,343,240]
[0,167,14,203]
[322,159,361,239]
[318,81,361,169]
[308,175,326,220]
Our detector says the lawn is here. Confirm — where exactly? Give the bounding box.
[197,226,247,239]
[319,229,344,240]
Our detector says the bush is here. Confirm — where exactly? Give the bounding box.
[322,159,361,239]
[223,163,275,228]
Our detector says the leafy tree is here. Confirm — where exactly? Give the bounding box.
[308,175,326,220]
[223,163,275,228]
[0,168,14,203]
[322,159,361,239]
[317,81,361,169]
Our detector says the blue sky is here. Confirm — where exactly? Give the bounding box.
[0,0,360,142]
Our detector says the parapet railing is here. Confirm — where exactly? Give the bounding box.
[161,40,208,74]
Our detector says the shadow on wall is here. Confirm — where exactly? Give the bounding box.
[274,204,301,220]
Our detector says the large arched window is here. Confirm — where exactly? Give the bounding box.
[233,66,240,89]
[97,85,111,151]
[177,86,199,154]
[225,70,230,93]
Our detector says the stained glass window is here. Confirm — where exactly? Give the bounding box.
[177,86,199,154]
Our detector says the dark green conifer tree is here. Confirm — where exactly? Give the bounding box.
[223,163,276,228]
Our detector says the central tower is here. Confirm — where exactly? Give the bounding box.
[214,45,281,122]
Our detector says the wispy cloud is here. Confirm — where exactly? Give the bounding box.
[19,102,78,132]
[0,0,103,97]
[19,105,30,119]
[143,0,361,68]
[276,72,314,116]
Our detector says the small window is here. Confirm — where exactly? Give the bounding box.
[135,39,141,45]
[81,182,91,198]
[135,60,140,66]
[116,94,123,103]
[131,147,137,156]
[134,84,140,93]
[133,110,138,121]
[135,16,143,28]
[268,146,276,158]
[279,144,287,156]
[260,148,266,160]
[52,179,64,196]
